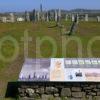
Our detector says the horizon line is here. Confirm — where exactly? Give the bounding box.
[1,8,100,13]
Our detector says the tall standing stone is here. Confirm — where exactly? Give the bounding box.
[42,13,45,21]
[72,14,75,21]
[46,12,49,22]
[76,14,79,24]
[10,13,15,23]
[35,11,37,22]
[25,11,30,22]
[97,16,100,22]
[31,9,36,22]
[65,14,68,21]
[40,4,43,13]
[58,9,61,21]
[37,11,40,21]
[55,10,58,22]
[85,14,88,22]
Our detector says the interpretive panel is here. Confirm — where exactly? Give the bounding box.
[19,58,100,82]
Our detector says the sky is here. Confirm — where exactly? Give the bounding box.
[0,0,100,12]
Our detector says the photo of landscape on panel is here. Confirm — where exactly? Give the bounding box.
[19,59,51,81]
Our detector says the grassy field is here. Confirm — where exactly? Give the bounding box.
[0,21,100,99]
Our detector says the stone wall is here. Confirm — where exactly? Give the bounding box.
[17,82,100,100]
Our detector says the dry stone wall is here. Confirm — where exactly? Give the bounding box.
[17,82,100,100]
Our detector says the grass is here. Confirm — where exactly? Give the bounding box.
[0,21,100,98]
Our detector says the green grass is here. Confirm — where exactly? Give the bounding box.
[0,21,100,98]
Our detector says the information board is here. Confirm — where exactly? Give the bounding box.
[19,58,100,82]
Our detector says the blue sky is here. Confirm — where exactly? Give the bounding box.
[0,0,100,12]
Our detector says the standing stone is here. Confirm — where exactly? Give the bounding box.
[40,4,43,13]
[46,12,49,22]
[10,13,15,23]
[65,14,68,21]
[85,14,88,21]
[58,9,61,21]
[30,9,36,22]
[72,14,75,21]
[97,16,100,22]
[76,14,79,24]
[27,12,30,22]
[42,13,45,21]
[25,11,30,22]
[37,11,40,21]
[31,9,36,22]
[35,11,37,22]
[55,10,58,22]
[61,88,71,97]
[2,17,7,23]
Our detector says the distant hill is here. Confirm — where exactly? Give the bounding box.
[69,9,100,14]
[0,9,100,16]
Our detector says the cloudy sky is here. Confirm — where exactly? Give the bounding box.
[0,0,100,12]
